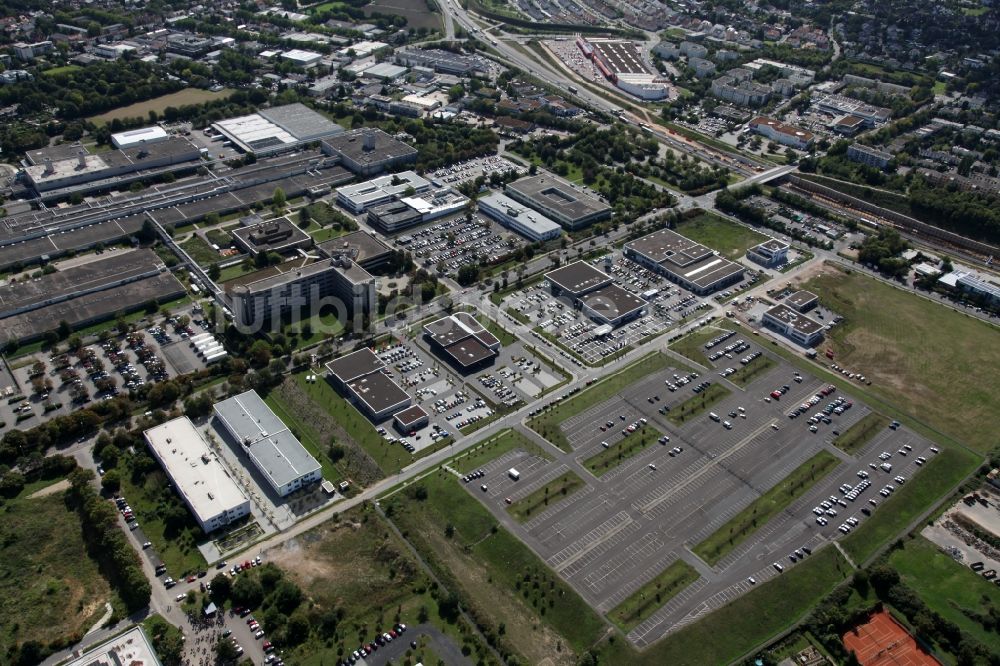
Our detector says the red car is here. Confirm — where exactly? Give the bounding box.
[186,575,197,583]
[263,641,273,652]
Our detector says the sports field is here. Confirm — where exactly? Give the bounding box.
[803,265,1000,453]
[842,609,938,666]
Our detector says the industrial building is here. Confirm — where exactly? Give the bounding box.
[213,390,323,497]
[394,48,485,76]
[281,49,323,67]
[111,125,170,149]
[367,187,468,233]
[337,170,431,213]
[24,136,202,196]
[321,127,417,176]
[143,417,251,533]
[478,192,562,242]
[211,103,345,156]
[762,302,824,347]
[746,238,789,268]
[505,173,611,230]
[423,312,502,372]
[749,117,814,150]
[543,261,645,327]
[231,218,312,256]
[325,348,412,421]
[624,228,745,295]
[544,260,613,298]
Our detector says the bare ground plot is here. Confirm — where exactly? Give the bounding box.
[88,88,236,126]
[365,0,443,30]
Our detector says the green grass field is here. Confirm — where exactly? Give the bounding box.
[675,211,768,260]
[832,412,889,455]
[841,446,980,564]
[88,88,235,125]
[890,536,1000,650]
[595,545,851,666]
[383,470,607,662]
[0,492,114,659]
[668,327,718,366]
[608,560,700,632]
[667,383,731,425]
[451,428,551,474]
[694,451,840,566]
[507,471,586,522]
[179,236,222,267]
[582,426,662,476]
[727,355,777,387]
[476,313,517,346]
[803,265,1000,454]
[264,390,343,483]
[528,352,675,451]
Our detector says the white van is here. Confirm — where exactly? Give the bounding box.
[709,412,721,422]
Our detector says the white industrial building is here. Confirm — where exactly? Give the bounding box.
[211,103,345,156]
[478,192,562,241]
[143,417,251,533]
[337,170,431,213]
[281,49,323,67]
[111,126,170,149]
[213,390,323,497]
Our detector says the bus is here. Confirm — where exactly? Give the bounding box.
[568,85,578,94]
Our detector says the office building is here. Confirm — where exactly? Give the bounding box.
[579,283,645,326]
[231,218,313,256]
[213,390,323,497]
[762,303,824,347]
[325,348,412,421]
[711,73,771,106]
[478,192,562,242]
[785,290,818,312]
[321,128,417,176]
[749,117,814,150]
[746,238,789,268]
[813,94,891,126]
[505,173,611,230]
[544,260,613,298]
[337,171,431,213]
[394,405,428,434]
[624,228,744,295]
[317,230,392,271]
[211,103,345,156]
[143,417,251,533]
[423,312,502,371]
[12,40,53,61]
[166,33,215,58]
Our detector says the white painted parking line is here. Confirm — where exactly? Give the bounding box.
[547,511,634,572]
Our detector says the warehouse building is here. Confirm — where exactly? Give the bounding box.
[143,417,251,533]
[624,228,744,295]
[211,103,345,156]
[746,238,789,268]
[579,283,646,326]
[506,173,612,230]
[478,192,562,242]
[321,127,417,176]
[337,170,431,213]
[762,302,824,347]
[544,260,613,298]
[213,390,323,497]
[423,312,502,372]
[111,125,170,149]
[394,48,485,76]
[325,348,412,421]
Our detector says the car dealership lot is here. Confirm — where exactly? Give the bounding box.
[461,339,939,646]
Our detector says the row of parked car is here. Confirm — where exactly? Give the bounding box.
[341,623,408,665]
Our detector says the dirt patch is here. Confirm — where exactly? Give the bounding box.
[29,478,70,498]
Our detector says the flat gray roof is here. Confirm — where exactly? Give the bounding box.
[786,290,818,309]
[346,370,411,415]
[213,390,321,490]
[322,127,417,165]
[442,336,495,367]
[544,260,612,295]
[317,230,391,267]
[231,218,311,253]
[394,404,428,427]
[764,302,824,335]
[754,238,789,253]
[581,283,645,322]
[259,103,344,140]
[326,347,383,383]
[423,312,500,359]
[507,174,611,223]
[626,228,745,289]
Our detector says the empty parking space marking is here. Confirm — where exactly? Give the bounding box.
[547,511,634,572]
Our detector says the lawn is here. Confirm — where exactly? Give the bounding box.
[594,545,851,666]
[42,65,82,77]
[668,327,719,366]
[364,0,444,30]
[507,471,586,522]
[841,446,980,564]
[608,560,700,633]
[803,265,1000,454]
[0,492,115,660]
[451,428,551,474]
[693,451,840,566]
[528,351,676,452]
[582,426,662,477]
[666,383,731,425]
[88,87,235,125]
[675,211,768,260]
[832,412,889,455]
[475,313,517,346]
[283,308,346,349]
[383,470,607,663]
[489,275,542,305]
[890,535,1000,650]
[180,236,222,267]
[727,354,777,387]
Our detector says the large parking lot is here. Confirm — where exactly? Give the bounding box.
[397,213,528,276]
[460,334,940,646]
[427,155,526,186]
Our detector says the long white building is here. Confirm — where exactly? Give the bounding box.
[143,417,251,533]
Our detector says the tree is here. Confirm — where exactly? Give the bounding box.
[272,187,287,208]
[215,636,240,662]
[231,575,264,608]
[456,263,480,286]
[210,573,232,603]
[208,263,221,281]
[100,468,122,493]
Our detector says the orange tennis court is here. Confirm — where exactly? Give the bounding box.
[842,610,940,666]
